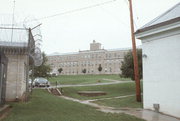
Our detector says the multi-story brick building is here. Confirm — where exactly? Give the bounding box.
[47,40,129,75]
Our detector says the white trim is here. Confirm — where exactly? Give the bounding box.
[136,21,180,39]
[140,2,180,29]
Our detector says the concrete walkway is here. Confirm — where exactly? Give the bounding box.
[48,79,180,121]
[50,80,132,88]
[85,94,135,102]
[59,95,180,121]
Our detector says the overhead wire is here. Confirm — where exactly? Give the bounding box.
[24,0,117,22]
[90,0,131,33]
[123,0,139,29]
[1,0,139,30]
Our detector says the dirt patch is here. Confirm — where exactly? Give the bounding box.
[0,105,12,120]
[78,91,107,97]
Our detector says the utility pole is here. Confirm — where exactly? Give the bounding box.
[128,0,141,102]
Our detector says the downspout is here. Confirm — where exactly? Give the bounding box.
[15,54,19,101]
[25,56,29,101]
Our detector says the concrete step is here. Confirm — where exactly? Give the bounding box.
[49,88,62,96]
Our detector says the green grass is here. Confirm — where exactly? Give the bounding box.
[62,82,136,100]
[49,74,130,85]
[3,90,145,121]
[92,96,143,108]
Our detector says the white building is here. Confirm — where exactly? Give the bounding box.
[135,2,180,118]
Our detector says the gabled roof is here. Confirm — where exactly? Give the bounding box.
[135,2,180,34]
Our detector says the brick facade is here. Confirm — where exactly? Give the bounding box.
[47,41,129,75]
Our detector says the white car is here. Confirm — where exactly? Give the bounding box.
[28,79,32,87]
[33,77,50,87]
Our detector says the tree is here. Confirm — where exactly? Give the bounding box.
[98,64,102,72]
[120,49,142,80]
[82,69,86,74]
[58,68,63,74]
[33,52,51,78]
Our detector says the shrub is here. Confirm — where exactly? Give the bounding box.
[120,49,142,80]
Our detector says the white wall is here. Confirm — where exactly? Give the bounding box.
[142,28,180,118]
[5,54,28,101]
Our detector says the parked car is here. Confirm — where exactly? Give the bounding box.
[33,77,50,87]
[28,79,32,87]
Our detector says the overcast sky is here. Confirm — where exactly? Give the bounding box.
[0,0,179,54]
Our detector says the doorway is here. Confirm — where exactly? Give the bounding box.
[0,52,8,106]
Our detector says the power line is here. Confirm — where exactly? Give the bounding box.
[123,0,139,29]
[25,0,117,22]
[123,0,128,6]
[91,0,130,30]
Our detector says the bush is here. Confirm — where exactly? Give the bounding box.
[33,52,51,78]
[58,68,63,74]
[120,49,142,80]
[82,69,86,74]
[98,64,102,72]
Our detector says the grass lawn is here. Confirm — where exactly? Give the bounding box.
[92,96,143,108]
[62,82,136,100]
[2,90,145,121]
[49,74,130,85]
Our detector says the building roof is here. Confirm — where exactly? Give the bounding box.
[48,52,79,56]
[0,41,28,47]
[0,27,28,47]
[47,47,138,57]
[135,2,180,34]
[107,47,132,52]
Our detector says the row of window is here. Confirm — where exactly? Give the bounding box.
[60,68,120,74]
[48,52,125,62]
[51,60,122,68]
[51,60,122,66]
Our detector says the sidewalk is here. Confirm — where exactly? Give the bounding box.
[50,80,132,88]
[60,95,180,121]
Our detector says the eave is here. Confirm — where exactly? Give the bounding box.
[135,17,180,39]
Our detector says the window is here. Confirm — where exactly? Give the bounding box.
[105,68,107,72]
[106,54,108,58]
[109,67,112,72]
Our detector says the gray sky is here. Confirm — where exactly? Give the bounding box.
[0,0,179,54]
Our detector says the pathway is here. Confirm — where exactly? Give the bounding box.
[59,95,180,121]
[50,80,132,88]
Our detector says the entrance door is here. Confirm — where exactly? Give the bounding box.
[0,63,4,105]
[0,53,7,106]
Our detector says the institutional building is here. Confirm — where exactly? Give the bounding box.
[47,40,129,75]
